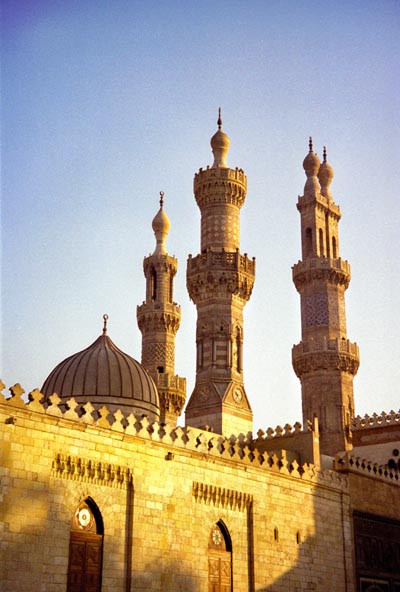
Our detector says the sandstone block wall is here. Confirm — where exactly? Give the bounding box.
[0,397,355,591]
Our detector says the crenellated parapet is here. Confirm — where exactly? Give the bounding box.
[334,452,400,485]
[352,410,400,429]
[0,380,347,489]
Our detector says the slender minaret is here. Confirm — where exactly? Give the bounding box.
[137,192,186,426]
[292,140,360,456]
[185,111,255,436]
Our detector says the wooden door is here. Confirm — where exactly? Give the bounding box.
[67,532,102,592]
[208,524,232,592]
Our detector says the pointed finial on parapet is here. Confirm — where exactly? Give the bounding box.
[103,314,109,335]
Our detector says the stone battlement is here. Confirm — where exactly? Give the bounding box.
[351,409,400,430]
[0,380,345,489]
[334,451,400,485]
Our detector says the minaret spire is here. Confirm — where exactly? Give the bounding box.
[292,141,360,456]
[137,193,186,426]
[186,116,255,436]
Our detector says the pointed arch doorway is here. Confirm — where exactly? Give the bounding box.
[67,499,103,592]
[208,522,232,592]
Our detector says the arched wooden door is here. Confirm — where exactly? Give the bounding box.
[67,499,103,592]
[208,522,232,592]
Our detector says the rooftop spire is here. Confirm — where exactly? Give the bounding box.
[102,313,108,335]
[309,136,313,152]
[217,107,222,130]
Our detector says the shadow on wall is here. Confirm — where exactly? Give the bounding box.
[131,560,199,591]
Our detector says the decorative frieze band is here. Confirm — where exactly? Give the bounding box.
[52,453,132,489]
[192,481,252,511]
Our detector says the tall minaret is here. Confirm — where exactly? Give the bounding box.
[292,140,360,456]
[185,111,255,436]
[137,193,186,426]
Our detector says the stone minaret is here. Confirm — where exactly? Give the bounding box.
[137,193,186,426]
[185,112,255,436]
[292,140,360,456]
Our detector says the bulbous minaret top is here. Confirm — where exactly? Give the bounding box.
[318,146,334,199]
[210,108,230,168]
[152,191,171,255]
[302,137,321,197]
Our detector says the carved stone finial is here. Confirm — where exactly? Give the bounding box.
[159,191,164,208]
[217,107,222,130]
[103,314,109,335]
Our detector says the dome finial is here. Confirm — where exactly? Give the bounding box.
[159,190,164,208]
[103,314,109,335]
[323,146,327,162]
[217,107,222,130]
[309,136,313,152]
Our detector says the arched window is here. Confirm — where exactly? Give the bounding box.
[332,236,337,258]
[67,498,103,592]
[305,228,312,257]
[151,267,157,301]
[208,522,232,592]
[318,229,324,257]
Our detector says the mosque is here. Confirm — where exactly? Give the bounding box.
[1,114,399,591]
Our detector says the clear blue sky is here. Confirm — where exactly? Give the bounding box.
[2,0,400,430]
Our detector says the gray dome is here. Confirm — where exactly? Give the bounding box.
[41,330,159,420]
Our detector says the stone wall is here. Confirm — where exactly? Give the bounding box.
[1,385,355,591]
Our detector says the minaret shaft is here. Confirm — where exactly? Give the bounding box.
[185,117,255,436]
[137,195,186,425]
[292,145,359,456]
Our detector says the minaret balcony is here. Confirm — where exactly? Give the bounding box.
[187,251,255,302]
[292,337,360,377]
[193,166,247,208]
[292,257,351,290]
